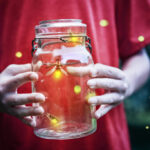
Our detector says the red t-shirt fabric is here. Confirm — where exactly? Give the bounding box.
[0,0,150,150]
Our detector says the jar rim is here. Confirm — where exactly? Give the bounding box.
[40,19,82,24]
[35,19,86,29]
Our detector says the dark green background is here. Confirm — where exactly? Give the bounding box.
[124,45,150,150]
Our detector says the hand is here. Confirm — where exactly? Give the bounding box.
[0,64,45,127]
[67,63,130,119]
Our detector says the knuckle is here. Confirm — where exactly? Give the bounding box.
[11,98,18,105]
[120,82,128,92]
[1,94,10,106]
[12,79,20,86]
[109,97,115,103]
[89,65,98,77]
[106,69,114,76]
[95,80,99,88]
[18,110,26,117]
[28,94,35,101]
[106,80,112,88]
[28,94,38,102]
[6,64,17,71]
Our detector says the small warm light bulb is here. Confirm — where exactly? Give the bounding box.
[74,85,81,94]
[15,51,22,58]
[53,69,62,80]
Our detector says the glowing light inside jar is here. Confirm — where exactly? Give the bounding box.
[74,85,81,94]
[70,37,79,43]
[51,118,59,125]
[47,113,59,127]
[52,69,63,80]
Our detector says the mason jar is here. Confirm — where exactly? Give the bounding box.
[31,19,97,139]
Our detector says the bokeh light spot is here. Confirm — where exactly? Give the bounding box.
[99,19,109,27]
[138,36,145,42]
[145,125,149,130]
[15,51,22,58]
[74,85,81,94]
[51,118,58,125]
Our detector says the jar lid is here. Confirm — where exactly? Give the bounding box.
[35,19,86,38]
[36,19,86,29]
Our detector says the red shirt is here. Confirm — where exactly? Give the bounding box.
[0,0,150,150]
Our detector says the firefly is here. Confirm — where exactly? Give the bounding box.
[15,51,22,58]
[46,113,59,127]
[74,85,81,94]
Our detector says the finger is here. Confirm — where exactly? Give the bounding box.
[87,78,128,92]
[94,104,118,119]
[93,64,125,79]
[33,61,43,72]
[11,105,44,117]
[67,64,125,79]
[88,92,124,105]
[4,64,32,75]
[20,116,36,127]
[67,65,92,76]
[5,93,45,106]
[7,72,38,90]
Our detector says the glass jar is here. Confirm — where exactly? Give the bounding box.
[31,19,96,139]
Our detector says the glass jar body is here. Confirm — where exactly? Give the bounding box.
[32,19,97,139]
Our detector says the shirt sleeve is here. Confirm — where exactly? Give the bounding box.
[116,0,150,60]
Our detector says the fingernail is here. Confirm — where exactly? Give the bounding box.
[30,73,38,80]
[35,107,44,114]
[35,94,45,102]
[87,81,95,89]
[87,80,94,86]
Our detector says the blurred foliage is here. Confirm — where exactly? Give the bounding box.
[124,45,150,150]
